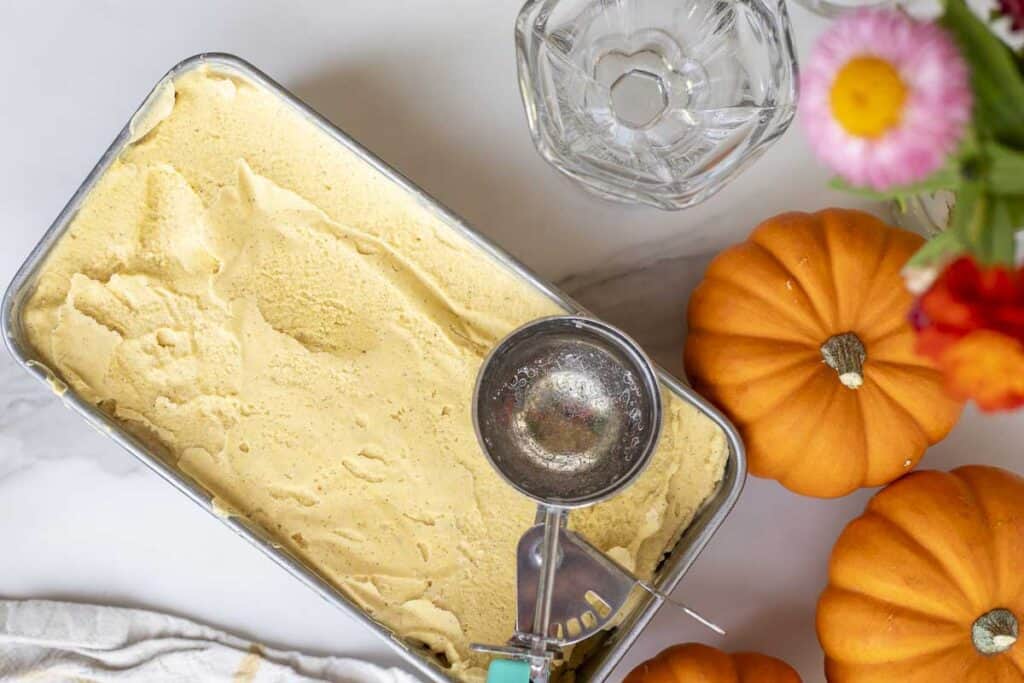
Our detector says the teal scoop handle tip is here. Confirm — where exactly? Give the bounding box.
[486,659,531,683]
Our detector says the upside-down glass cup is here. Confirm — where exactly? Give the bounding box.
[515,0,799,210]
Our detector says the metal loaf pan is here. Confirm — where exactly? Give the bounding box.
[1,54,746,683]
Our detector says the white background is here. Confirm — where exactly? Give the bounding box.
[1,2,1021,682]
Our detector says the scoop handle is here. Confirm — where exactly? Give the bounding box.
[530,507,563,640]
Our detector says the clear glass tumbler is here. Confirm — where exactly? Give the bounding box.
[515,0,799,210]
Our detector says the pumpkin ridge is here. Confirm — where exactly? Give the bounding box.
[625,643,800,682]
[858,317,914,347]
[859,510,976,614]
[1008,645,1024,674]
[686,330,816,353]
[742,364,835,436]
[957,468,1024,611]
[868,507,978,614]
[699,272,826,342]
[827,531,970,623]
[819,214,846,332]
[664,643,737,680]
[848,220,893,326]
[856,306,914,347]
[962,648,1021,679]
[775,375,851,486]
[848,386,871,485]
[726,358,823,389]
[855,381,928,484]
[869,357,946,377]
[956,473,1005,603]
[819,585,962,638]
[861,370,930,456]
[826,642,975,680]
[732,652,801,683]
[850,277,916,341]
[851,229,924,335]
[815,585,966,663]
[687,342,819,387]
[745,239,835,335]
[723,365,830,426]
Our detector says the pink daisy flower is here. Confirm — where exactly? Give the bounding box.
[800,9,972,191]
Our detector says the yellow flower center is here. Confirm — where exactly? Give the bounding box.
[829,57,908,138]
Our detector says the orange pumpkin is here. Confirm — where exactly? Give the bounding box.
[818,465,1024,681]
[624,643,801,683]
[685,209,962,497]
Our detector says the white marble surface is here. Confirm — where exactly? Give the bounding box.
[1,3,1021,682]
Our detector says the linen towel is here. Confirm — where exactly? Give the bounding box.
[0,599,422,682]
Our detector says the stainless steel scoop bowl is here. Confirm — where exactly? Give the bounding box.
[473,316,662,507]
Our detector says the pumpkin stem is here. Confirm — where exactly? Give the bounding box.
[820,332,866,390]
[973,608,1018,655]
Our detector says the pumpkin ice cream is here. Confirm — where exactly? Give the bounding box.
[20,65,728,681]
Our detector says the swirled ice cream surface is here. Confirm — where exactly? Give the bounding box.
[22,66,727,682]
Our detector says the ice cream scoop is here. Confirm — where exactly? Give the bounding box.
[471,316,722,683]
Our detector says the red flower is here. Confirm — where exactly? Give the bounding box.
[911,256,1024,411]
[998,0,1024,31]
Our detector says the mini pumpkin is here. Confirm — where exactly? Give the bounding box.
[685,209,962,497]
[818,465,1024,681]
[624,643,801,683]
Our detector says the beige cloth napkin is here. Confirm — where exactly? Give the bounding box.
[0,599,422,682]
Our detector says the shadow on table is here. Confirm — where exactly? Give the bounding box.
[722,600,821,675]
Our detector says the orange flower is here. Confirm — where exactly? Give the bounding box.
[939,330,1024,410]
[911,257,1024,411]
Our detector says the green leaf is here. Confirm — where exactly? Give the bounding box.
[906,227,966,268]
[1006,195,1024,227]
[981,196,1021,265]
[948,180,989,252]
[986,142,1024,194]
[940,0,1024,147]
[828,164,962,201]
[1009,197,1024,264]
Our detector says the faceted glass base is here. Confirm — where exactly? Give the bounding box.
[515,0,798,210]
